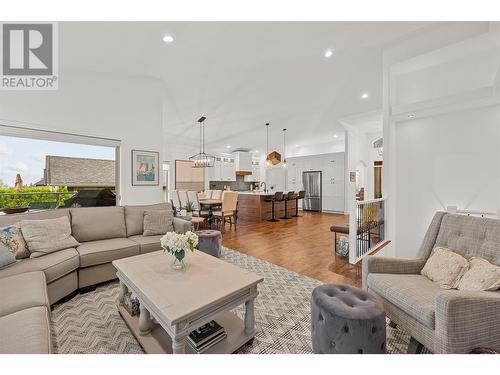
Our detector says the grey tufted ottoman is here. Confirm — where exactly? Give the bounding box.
[311,284,386,354]
[196,230,222,258]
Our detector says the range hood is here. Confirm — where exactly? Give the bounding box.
[233,151,253,176]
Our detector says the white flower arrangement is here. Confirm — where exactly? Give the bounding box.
[160,231,198,265]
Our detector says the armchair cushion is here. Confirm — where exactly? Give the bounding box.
[433,214,500,266]
[367,273,441,329]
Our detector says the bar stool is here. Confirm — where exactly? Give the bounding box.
[292,190,305,217]
[265,192,283,222]
[281,192,295,220]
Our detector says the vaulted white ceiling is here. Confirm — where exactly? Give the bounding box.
[60,21,438,154]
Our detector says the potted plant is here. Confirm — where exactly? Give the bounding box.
[183,201,196,219]
[160,231,198,270]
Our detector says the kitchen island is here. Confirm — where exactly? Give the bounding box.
[237,191,289,222]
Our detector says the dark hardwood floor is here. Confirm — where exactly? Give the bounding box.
[220,211,362,287]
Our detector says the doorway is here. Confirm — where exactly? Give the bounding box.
[374,161,383,199]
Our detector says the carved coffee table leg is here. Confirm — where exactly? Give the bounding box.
[172,336,186,354]
[139,304,152,336]
[118,280,128,304]
[244,298,255,335]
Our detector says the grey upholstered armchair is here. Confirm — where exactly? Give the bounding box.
[363,212,500,354]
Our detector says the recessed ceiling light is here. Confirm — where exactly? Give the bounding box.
[226,145,231,149]
[255,150,259,153]
[324,49,334,58]
[333,134,338,138]
[361,93,369,99]
[295,144,299,147]
[408,114,415,118]
[162,34,174,43]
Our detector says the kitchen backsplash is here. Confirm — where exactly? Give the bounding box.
[209,175,259,191]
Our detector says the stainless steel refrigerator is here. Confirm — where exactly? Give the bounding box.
[302,171,322,211]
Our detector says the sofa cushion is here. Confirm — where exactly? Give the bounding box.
[124,203,172,237]
[143,210,174,236]
[0,223,30,259]
[0,208,70,228]
[128,234,162,254]
[421,247,469,289]
[20,216,79,258]
[70,206,127,242]
[0,271,49,318]
[0,248,79,284]
[0,306,51,353]
[367,273,441,329]
[77,238,140,268]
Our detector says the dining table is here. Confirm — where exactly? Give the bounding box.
[198,198,223,229]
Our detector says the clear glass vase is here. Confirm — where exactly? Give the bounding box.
[171,256,186,270]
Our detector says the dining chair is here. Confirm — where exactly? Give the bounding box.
[188,191,209,218]
[178,190,189,210]
[213,191,238,231]
[187,191,200,210]
[211,190,223,200]
[171,190,181,212]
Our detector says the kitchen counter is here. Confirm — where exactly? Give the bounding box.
[236,191,274,196]
[236,191,290,221]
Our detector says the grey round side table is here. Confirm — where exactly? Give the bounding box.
[311,284,386,354]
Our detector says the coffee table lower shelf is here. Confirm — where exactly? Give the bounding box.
[117,304,255,354]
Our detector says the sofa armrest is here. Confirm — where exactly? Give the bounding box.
[173,217,192,234]
[362,256,426,289]
[435,290,500,353]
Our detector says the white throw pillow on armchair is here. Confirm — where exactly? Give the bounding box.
[421,247,469,289]
[457,257,500,291]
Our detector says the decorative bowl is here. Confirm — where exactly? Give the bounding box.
[2,206,29,215]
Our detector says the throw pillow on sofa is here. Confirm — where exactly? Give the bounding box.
[421,247,469,289]
[20,216,79,258]
[0,223,30,259]
[457,257,500,291]
[143,210,174,236]
[0,242,16,269]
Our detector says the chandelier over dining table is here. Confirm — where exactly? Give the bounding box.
[189,116,215,168]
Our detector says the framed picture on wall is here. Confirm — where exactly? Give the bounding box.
[132,149,159,186]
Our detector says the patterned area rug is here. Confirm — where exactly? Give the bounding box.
[51,247,426,354]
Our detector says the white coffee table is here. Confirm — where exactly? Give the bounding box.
[113,250,263,354]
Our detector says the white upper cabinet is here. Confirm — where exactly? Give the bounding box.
[221,157,236,181]
[206,156,222,181]
[206,155,235,182]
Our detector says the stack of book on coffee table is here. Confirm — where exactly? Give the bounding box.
[187,320,226,353]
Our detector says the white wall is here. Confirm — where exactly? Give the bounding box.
[365,132,383,200]
[0,72,165,205]
[288,139,345,158]
[394,105,500,257]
